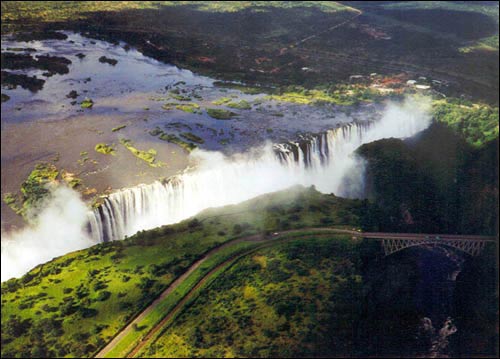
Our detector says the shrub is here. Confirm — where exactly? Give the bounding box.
[79,307,98,318]
[206,108,238,120]
[233,224,243,235]
[96,291,111,301]
[93,281,108,291]
[188,218,202,229]
[94,143,115,155]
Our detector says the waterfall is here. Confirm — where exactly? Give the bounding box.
[88,98,431,242]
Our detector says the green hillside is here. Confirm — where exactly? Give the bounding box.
[1,186,368,358]
[137,236,365,358]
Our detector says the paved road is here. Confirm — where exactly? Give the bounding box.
[95,232,271,358]
[95,227,497,357]
[95,228,357,357]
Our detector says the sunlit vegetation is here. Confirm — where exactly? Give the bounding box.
[1,162,59,219]
[80,98,93,109]
[459,34,499,53]
[162,102,201,114]
[1,1,352,24]
[159,133,197,152]
[2,161,92,219]
[176,103,201,114]
[432,98,499,147]
[119,138,163,167]
[1,186,367,358]
[148,127,198,152]
[139,236,363,358]
[212,97,232,105]
[94,143,116,155]
[3,192,22,215]
[212,97,252,109]
[375,1,499,52]
[61,170,82,188]
[111,125,127,132]
[266,84,388,106]
[206,108,238,120]
[170,94,192,101]
[213,81,267,94]
[20,163,58,216]
[227,100,252,110]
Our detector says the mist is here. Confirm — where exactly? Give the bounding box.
[1,186,97,282]
[2,95,432,281]
[89,95,432,242]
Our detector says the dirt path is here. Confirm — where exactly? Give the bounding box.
[292,8,362,48]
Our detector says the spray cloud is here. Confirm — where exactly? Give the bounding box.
[1,186,97,281]
[1,95,432,281]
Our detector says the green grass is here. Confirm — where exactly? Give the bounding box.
[212,81,268,94]
[380,1,499,22]
[111,125,127,132]
[266,84,386,106]
[94,143,116,155]
[212,97,232,105]
[2,162,88,220]
[379,1,499,51]
[432,98,499,147]
[1,186,367,358]
[157,131,198,152]
[137,234,363,358]
[103,240,261,358]
[206,108,238,120]
[119,138,163,167]
[1,2,352,24]
[15,162,59,219]
[175,103,201,114]
[161,102,202,114]
[80,98,94,109]
[61,170,82,188]
[227,100,252,110]
[3,192,22,215]
[149,126,199,152]
[170,94,192,102]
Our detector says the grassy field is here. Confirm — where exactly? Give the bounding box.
[0,1,352,23]
[102,240,262,358]
[2,1,498,104]
[136,235,364,358]
[432,98,499,147]
[1,186,368,358]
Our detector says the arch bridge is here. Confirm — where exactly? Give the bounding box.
[360,232,498,256]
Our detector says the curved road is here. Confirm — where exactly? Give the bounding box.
[95,228,359,358]
[95,227,496,357]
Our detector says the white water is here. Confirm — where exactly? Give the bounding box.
[1,96,431,281]
[89,96,432,242]
[1,187,99,281]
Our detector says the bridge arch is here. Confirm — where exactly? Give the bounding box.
[381,238,489,256]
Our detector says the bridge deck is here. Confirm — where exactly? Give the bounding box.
[361,232,497,242]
